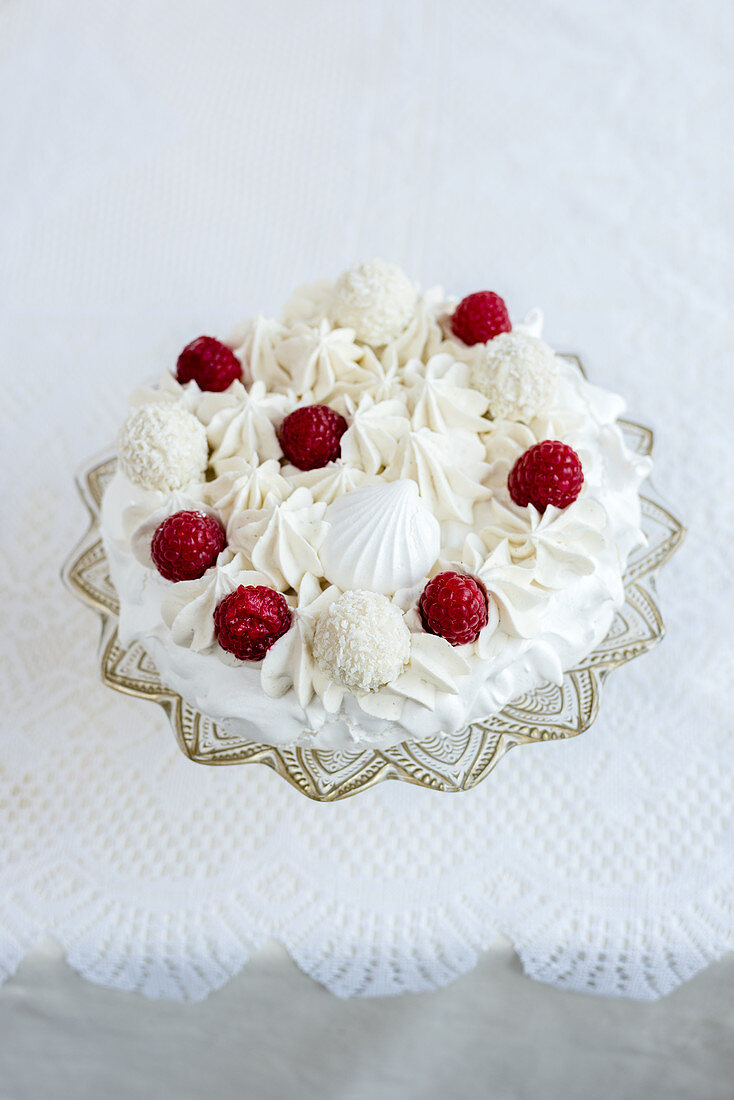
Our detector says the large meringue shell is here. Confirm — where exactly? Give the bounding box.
[320,479,440,595]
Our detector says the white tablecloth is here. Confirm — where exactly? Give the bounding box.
[2,938,734,1100]
[2,0,733,1035]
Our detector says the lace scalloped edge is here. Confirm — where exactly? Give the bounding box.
[2,866,732,1002]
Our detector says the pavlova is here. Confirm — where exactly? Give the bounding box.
[101,261,651,750]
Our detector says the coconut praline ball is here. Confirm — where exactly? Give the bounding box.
[471,331,559,423]
[312,591,411,693]
[330,260,417,345]
[117,403,208,491]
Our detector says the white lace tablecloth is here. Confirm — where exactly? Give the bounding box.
[2,0,732,1003]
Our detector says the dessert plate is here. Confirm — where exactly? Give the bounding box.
[63,372,684,801]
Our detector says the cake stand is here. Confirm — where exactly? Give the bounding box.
[63,365,684,801]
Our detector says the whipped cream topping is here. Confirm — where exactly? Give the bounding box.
[101,463,212,551]
[358,632,471,719]
[102,268,651,751]
[383,428,491,524]
[337,393,409,475]
[206,455,291,519]
[272,319,364,402]
[475,496,608,589]
[231,315,289,389]
[227,487,328,591]
[385,286,450,366]
[286,460,373,504]
[352,346,406,403]
[261,574,341,708]
[403,354,490,434]
[440,539,553,643]
[203,380,292,466]
[129,370,208,416]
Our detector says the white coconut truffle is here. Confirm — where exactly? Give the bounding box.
[330,260,417,345]
[471,331,559,423]
[312,590,411,693]
[117,403,208,491]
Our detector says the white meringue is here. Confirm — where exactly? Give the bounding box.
[320,479,441,595]
[330,260,417,345]
[312,590,411,693]
[117,403,208,492]
[472,332,559,423]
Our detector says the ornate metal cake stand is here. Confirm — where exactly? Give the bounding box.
[62,398,684,801]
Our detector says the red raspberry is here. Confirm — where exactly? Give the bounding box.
[419,572,489,647]
[176,336,242,392]
[279,405,348,470]
[451,291,511,345]
[508,440,584,512]
[214,585,292,661]
[151,511,226,582]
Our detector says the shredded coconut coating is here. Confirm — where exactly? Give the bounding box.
[471,331,559,423]
[117,403,208,491]
[330,260,417,345]
[312,590,411,693]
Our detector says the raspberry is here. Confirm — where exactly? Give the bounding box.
[451,291,511,346]
[176,336,242,392]
[151,511,226,582]
[419,571,489,647]
[279,405,348,470]
[508,440,584,512]
[214,585,292,661]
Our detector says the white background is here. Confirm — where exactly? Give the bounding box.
[1,0,733,1096]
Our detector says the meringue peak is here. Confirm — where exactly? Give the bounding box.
[320,479,441,595]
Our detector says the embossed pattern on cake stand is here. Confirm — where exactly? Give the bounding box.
[62,365,685,801]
